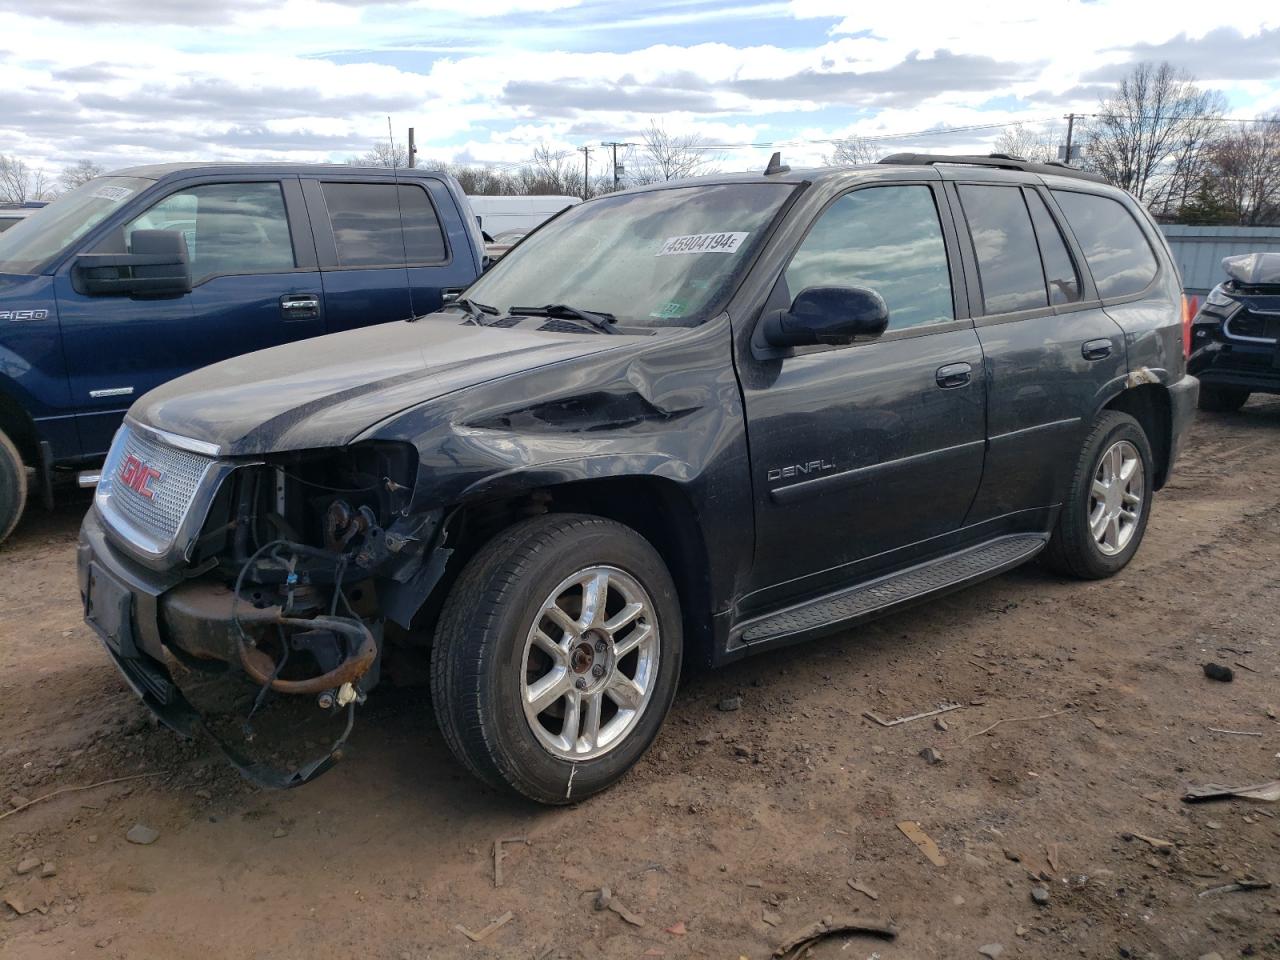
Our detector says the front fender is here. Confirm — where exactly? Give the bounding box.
[362,318,753,623]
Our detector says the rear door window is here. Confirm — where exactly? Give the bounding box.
[957,184,1047,315]
[321,182,447,268]
[1025,190,1081,305]
[1050,190,1158,299]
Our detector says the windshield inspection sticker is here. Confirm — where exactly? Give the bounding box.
[89,185,134,203]
[656,232,749,256]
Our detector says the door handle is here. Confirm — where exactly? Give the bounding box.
[279,294,320,321]
[1081,339,1112,361]
[935,361,972,388]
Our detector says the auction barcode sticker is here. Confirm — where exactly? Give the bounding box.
[656,232,749,256]
[89,185,134,202]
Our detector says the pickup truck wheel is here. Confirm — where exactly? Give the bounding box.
[1197,385,1249,413]
[0,430,27,547]
[1043,411,1153,580]
[431,514,681,803]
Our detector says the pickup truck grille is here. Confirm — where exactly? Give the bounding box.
[96,424,220,562]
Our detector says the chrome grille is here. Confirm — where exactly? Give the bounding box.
[111,427,212,544]
[96,423,223,562]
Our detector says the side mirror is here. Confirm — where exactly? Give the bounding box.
[73,229,192,298]
[762,285,889,349]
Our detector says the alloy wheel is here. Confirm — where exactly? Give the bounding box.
[1089,439,1144,556]
[520,565,660,761]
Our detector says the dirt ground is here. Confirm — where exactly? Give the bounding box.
[1,400,1278,960]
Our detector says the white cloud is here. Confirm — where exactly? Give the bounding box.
[1,0,1277,178]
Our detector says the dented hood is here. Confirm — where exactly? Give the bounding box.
[1223,252,1280,287]
[130,314,626,455]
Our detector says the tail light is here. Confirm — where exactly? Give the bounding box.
[1181,294,1197,358]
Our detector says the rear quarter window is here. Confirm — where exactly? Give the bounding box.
[1050,191,1158,299]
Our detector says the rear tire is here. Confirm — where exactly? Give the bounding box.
[1043,411,1153,580]
[431,514,682,804]
[0,430,27,547]
[1198,385,1249,413]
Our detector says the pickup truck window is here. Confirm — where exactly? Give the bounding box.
[959,184,1049,315]
[784,185,953,331]
[463,182,795,327]
[1051,190,1158,299]
[97,182,295,285]
[321,182,447,268]
[0,176,153,275]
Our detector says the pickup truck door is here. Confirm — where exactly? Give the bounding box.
[738,180,986,614]
[55,176,322,457]
[302,177,476,332]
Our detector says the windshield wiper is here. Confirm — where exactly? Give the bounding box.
[508,303,617,335]
[444,297,499,326]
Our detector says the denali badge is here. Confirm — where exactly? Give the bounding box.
[767,459,835,482]
[119,454,162,499]
[0,309,50,322]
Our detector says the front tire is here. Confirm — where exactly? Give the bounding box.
[1198,385,1249,413]
[431,514,682,804]
[1043,411,1154,580]
[0,430,28,547]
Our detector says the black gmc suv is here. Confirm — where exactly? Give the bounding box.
[77,154,1198,802]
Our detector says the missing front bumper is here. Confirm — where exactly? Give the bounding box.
[78,509,363,789]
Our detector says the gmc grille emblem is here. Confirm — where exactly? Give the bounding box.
[119,454,161,499]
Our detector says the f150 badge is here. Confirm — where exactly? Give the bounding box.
[0,309,50,322]
[767,459,835,483]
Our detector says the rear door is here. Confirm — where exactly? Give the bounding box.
[57,176,321,456]
[302,177,466,332]
[949,176,1128,524]
[739,178,987,611]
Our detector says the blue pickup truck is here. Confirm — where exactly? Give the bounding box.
[0,163,485,542]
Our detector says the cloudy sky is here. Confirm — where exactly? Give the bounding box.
[3,0,1280,180]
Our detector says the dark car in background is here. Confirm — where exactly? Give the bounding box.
[1188,252,1280,410]
[0,164,485,542]
[77,153,1197,803]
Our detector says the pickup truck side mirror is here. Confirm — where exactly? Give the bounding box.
[73,229,192,299]
[762,285,889,349]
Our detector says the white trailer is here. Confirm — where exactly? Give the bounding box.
[466,195,581,237]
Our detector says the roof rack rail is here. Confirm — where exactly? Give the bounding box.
[878,152,1107,184]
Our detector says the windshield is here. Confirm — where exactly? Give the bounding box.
[0,177,153,275]
[464,182,795,327]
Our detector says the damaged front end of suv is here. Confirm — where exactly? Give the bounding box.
[79,423,448,786]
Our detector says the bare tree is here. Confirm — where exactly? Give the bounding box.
[350,141,408,168]
[60,159,104,191]
[630,122,717,184]
[0,155,56,203]
[992,123,1058,164]
[823,137,879,166]
[1203,113,1280,225]
[1084,61,1226,211]
[526,145,584,196]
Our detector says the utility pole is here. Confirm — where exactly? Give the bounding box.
[578,145,592,200]
[601,141,632,190]
[1063,113,1079,164]
[407,127,417,168]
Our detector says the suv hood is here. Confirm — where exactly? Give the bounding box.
[131,314,627,455]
